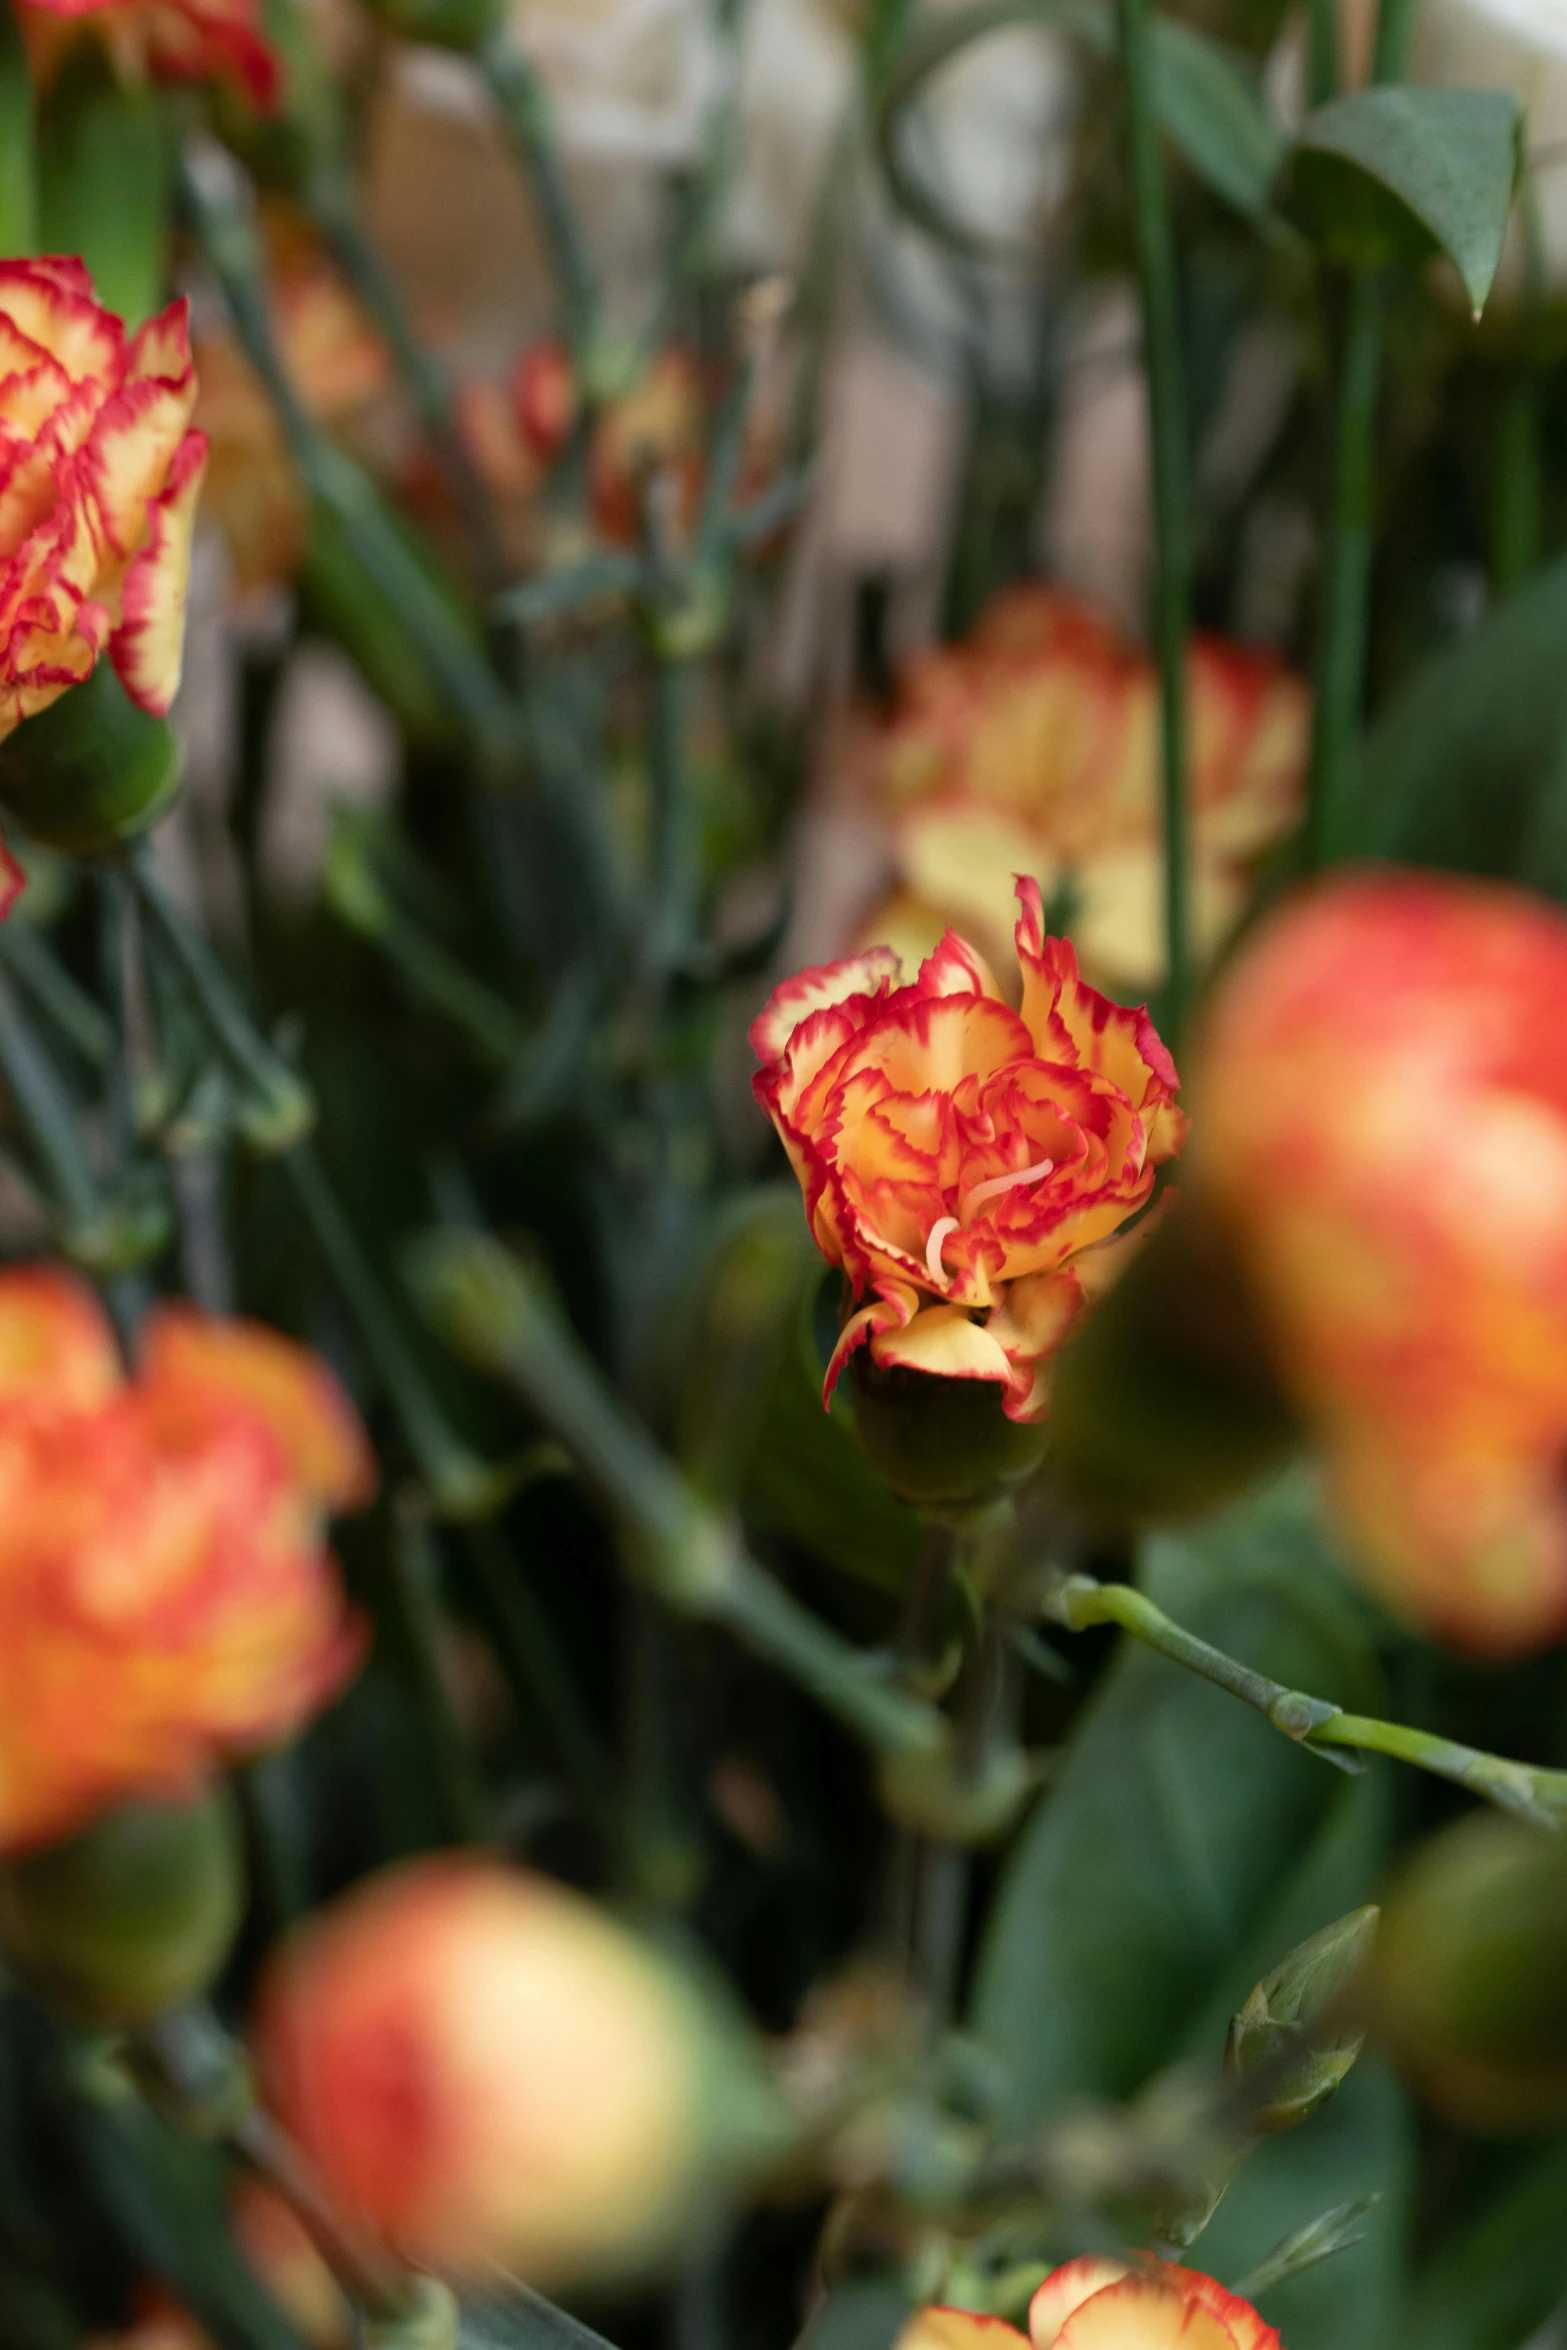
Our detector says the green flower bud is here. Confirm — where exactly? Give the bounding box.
[1368,1812,1567,2132]
[0,1787,244,2028]
[1225,1905,1378,2131]
[848,1352,1048,1513]
[0,661,180,859]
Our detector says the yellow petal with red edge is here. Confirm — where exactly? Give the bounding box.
[125,295,196,390]
[109,429,206,716]
[897,2313,1030,2350]
[0,1263,122,1422]
[871,1301,1016,1386]
[0,258,122,390]
[823,1279,918,1406]
[1054,2277,1239,2350]
[1156,2268,1280,2350]
[750,944,903,1065]
[915,928,1005,1002]
[86,370,199,560]
[139,1301,377,1514]
[1029,2259,1132,2347]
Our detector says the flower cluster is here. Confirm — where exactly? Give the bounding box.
[0,1266,372,1853]
[1198,869,1567,1656]
[0,260,207,745]
[19,0,281,110]
[863,584,1307,995]
[752,877,1186,1422]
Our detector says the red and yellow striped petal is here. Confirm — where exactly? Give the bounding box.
[109,427,206,715]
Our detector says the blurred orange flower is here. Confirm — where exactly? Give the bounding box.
[192,204,391,590]
[0,1267,371,1853]
[752,876,1186,1421]
[0,260,206,741]
[863,583,1307,996]
[257,1854,705,2286]
[894,2262,1277,2350]
[20,0,280,108]
[1198,869,1567,1656]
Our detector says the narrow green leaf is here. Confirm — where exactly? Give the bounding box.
[0,2,36,257]
[36,59,171,325]
[1289,86,1520,311]
[460,2286,621,2350]
[1230,2193,1382,2301]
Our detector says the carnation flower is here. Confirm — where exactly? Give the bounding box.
[752,876,1186,1423]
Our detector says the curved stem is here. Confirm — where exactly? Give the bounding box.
[1049,1572,1567,1829]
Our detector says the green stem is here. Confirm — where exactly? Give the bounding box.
[1492,374,1542,596]
[1049,1574,1567,1829]
[477,37,598,368]
[1302,0,1418,866]
[1304,270,1384,867]
[282,1143,506,1522]
[178,137,518,770]
[0,919,111,1069]
[1115,0,1191,1035]
[409,1232,951,1769]
[130,844,315,1154]
[0,965,105,1241]
[647,655,697,988]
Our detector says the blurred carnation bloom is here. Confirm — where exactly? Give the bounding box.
[860,585,1307,997]
[19,0,280,108]
[257,1854,715,2286]
[894,2259,1278,2350]
[1197,869,1567,1656]
[192,204,392,590]
[751,875,1187,1422]
[0,1265,370,1853]
[0,260,207,741]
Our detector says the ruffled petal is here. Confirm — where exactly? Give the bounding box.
[915,928,1005,1002]
[1030,2260,1132,2348]
[140,1302,378,1515]
[109,428,206,715]
[1054,2277,1237,2350]
[870,1301,1017,1388]
[0,258,123,391]
[750,944,903,1067]
[822,1279,919,1406]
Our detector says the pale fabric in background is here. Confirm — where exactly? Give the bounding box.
[261,642,403,910]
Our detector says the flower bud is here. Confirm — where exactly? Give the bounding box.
[0,1787,243,2027]
[0,657,181,858]
[256,1856,786,2287]
[848,1349,1049,1512]
[1367,1810,1567,2132]
[1224,1906,1377,2132]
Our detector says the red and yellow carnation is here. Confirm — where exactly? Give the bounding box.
[863,583,1307,997]
[257,1856,706,2287]
[20,0,281,110]
[0,1267,370,1854]
[894,2259,1278,2350]
[752,877,1186,1423]
[1198,869,1567,1656]
[0,259,207,742]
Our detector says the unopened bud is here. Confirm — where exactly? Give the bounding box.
[1225,1905,1378,2132]
[848,1350,1048,1513]
[1368,1812,1567,2132]
[0,1787,243,2028]
[257,1856,788,2287]
[0,659,181,859]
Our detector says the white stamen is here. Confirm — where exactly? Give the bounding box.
[925,1216,960,1286]
[962,1157,1056,1222]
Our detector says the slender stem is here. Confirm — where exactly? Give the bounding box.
[409,1232,952,1769]
[1302,0,1419,866]
[1492,375,1542,595]
[0,919,111,1069]
[1048,1573,1567,1829]
[1304,270,1384,867]
[282,1144,505,1521]
[306,164,506,586]
[0,965,107,1243]
[1116,0,1191,1034]
[131,844,315,1154]
[647,655,696,989]
[477,36,598,367]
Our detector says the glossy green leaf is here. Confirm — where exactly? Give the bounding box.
[970,1479,1386,2126]
[460,2287,621,2350]
[1288,87,1520,311]
[36,59,170,326]
[795,2279,913,2350]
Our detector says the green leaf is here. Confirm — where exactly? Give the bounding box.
[36,58,171,326]
[460,2287,621,2350]
[1349,547,1567,884]
[970,1478,1386,2126]
[1396,2140,1567,2350]
[1288,86,1520,311]
[874,0,1283,249]
[1147,19,1284,223]
[0,4,36,258]
[794,2278,913,2350]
